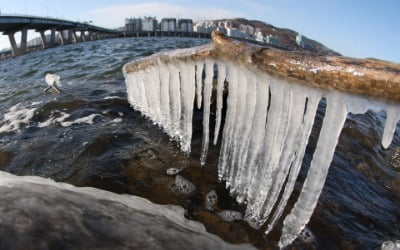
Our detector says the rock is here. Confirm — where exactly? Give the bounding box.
[166,167,183,176]
[205,189,218,211]
[298,227,315,244]
[390,149,400,169]
[0,171,254,250]
[381,240,400,250]
[171,175,196,195]
[217,210,243,222]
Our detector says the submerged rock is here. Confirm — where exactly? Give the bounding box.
[0,171,253,250]
[381,240,400,250]
[389,149,400,169]
[298,227,315,244]
[171,175,196,195]
[166,167,183,176]
[205,189,218,211]
[217,210,243,222]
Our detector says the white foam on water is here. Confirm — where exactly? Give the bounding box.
[0,103,37,133]
[37,111,70,128]
[60,114,99,127]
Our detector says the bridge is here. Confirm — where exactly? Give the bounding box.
[0,15,120,57]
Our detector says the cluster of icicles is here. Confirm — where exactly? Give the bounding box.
[124,58,400,248]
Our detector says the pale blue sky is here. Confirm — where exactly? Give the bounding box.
[0,0,399,63]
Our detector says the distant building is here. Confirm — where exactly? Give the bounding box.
[240,24,255,36]
[296,33,312,49]
[193,23,205,33]
[161,18,176,31]
[178,19,193,32]
[255,31,264,42]
[227,27,245,38]
[266,35,280,46]
[142,16,158,31]
[224,20,232,29]
[193,21,217,33]
[125,18,142,33]
[216,26,226,35]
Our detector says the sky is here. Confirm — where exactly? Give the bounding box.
[0,0,399,63]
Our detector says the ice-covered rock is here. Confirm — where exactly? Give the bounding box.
[44,73,62,94]
[124,50,400,248]
[0,171,254,250]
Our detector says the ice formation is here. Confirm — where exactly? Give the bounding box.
[44,73,62,93]
[124,58,400,248]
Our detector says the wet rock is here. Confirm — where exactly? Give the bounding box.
[205,189,218,211]
[381,240,400,250]
[171,175,196,195]
[0,172,254,250]
[136,148,157,160]
[217,210,243,222]
[389,149,400,169]
[0,151,13,169]
[298,227,315,244]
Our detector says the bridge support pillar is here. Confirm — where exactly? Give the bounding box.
[39,28,57,49]
[74,31,84,42]
[82,31,90,42]
[8,29,28,57]
[60,30,73,45]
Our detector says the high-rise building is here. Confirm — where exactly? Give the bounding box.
[161,18,177,31]
[178,19,193,32]
[142,17,158,31]
[125,18,142,33]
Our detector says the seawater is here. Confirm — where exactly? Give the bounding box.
[0,37,399,249]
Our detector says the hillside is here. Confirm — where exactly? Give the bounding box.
[223,18,340,56]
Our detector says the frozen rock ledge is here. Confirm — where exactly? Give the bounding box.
[0,171,254,250]
[123,31,400,248]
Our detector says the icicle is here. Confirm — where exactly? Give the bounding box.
[125,74,136,108]
[265,90,321,235]
[159,63,171,130]
[213,61,226,145]
[235,74,269,204]
[279,92,348,248]
[200,59,214,165]
[195,61,204,109]
[246,80,291,208]
[168,63,182,140]
[231,71,257,195]
[143,67,161,123]
[136,71,149,116]
[218,62,239,179]
[382,104,400,149]
[151,66,162,125]
[179,61,196,152]
[226,65,250,189]
[255,86,308,227]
